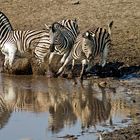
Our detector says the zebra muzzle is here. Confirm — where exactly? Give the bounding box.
[50,44,55,52]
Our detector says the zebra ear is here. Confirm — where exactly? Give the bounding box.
[85,31,90,37]
[82,31,90,38]
[74,18,77,23]
[92,33,95,38]
[44,24,51,30]
[51,23,57,32]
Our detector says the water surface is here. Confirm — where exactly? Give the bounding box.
[0,74,139,140]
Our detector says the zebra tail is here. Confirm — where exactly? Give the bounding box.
[108,21,113,35]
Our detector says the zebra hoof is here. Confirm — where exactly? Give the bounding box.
[79,75,83,81]
[54,73,59,78]
[60,60,64,65]
[52,71,60,78]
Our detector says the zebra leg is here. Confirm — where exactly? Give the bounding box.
[57,55,72,76]
[49,52,55,65]
[71,59,75,77]
[71,59,78,84]
[72,59,75,70]
[100,45,109,67]
[38,58,44,67]
[2,53,9,67]
[80,59,87,80]
[1,47,10,68]
[60,52,69,64]
[7,45,17,68]
[86,59,94,73]
[2,43,17,68]
[8,51,16,68]
[4,56,9,68]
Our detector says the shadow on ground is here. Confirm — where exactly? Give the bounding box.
[2,56,140,80]
[63,62,140,79]
[89,62,140,78]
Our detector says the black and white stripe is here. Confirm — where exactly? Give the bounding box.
[56,21,113,79]
[1,29,49,67]
[82,21,113,69]
[0,11,13,48]
[48,19,79,65]
[0,11,50,67]
[34,19,79,66]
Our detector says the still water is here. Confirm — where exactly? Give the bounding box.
[0,74,139,140]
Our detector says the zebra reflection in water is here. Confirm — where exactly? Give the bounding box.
[0,94,12,129]
[0,75,112,132]
[1,76,50,112]
[47,79,77,133]
[71,81,112,129]
[47,80,112,132]
[0,76,132,133]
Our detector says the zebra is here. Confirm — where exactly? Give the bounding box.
[0,29,50,68]
[0,11,51,68]
[33,19,79,66]
[0,12,79,68]
[56,21,113,79]
[48,19,79,66]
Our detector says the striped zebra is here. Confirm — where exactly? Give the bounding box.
[0,11,51,68]
[1,30,50,68]
[29,19,79,66]
[56,21,113,79]
[48,19,79,66]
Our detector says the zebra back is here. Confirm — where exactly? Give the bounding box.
[0,11,13,46]
[9,30,49,54]
[59,19,79,38]
[71,33,87,60]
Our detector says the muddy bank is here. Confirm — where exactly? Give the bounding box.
[103,123,140,140]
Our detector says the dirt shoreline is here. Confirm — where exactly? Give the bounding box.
[102,123,140,140]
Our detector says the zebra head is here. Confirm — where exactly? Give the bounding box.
[49,22,67,52]
[82,31,95,60]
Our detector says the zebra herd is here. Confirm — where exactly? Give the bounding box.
[0,11,113,80]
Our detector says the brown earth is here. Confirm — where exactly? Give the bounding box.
[0,0,140,139]
[0,0,140,74]
[102,123,140,140]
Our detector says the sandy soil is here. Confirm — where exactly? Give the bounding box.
[1,0,140,66]
[0,0,140,139]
